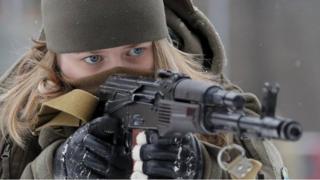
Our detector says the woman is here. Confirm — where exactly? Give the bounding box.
[0,0,285,179]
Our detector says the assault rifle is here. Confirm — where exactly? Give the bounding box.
[98,70,302,141]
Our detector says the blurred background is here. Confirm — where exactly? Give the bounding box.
[0,0,319,178]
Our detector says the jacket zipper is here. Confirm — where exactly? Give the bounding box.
[1,139,12,178]
[1,141,12,159]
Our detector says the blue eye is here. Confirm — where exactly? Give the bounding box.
[128,48,144,57]
[83,55,103,64]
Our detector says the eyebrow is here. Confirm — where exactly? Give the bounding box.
[123,43,143,49]
[75,49,107,55]
[76,43,150,55]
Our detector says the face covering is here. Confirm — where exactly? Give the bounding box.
[61,67,154,94]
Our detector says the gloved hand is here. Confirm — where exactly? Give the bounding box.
[53,115,132,179]
[131,131,204,179]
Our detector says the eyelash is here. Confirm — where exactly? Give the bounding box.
[82,55,103,64]
[81,47,147,65]
[127,47,145,57]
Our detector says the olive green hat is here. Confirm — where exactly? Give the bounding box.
[41,0,168,53]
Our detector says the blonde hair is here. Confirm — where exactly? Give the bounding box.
[0,38,228,147]
[153,39,213,81]
[0,41,71,146]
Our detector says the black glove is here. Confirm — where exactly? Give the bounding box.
[131,131,204,179]
[53,115,132,179]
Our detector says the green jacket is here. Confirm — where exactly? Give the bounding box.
[19,129,284,179]
[0,124,283,179]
